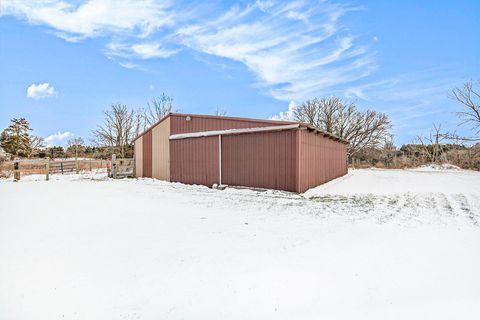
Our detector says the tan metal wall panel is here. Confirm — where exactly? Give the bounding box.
[134,137,143,177]
[170,114,286,135]
[297,130,347,193]
[151,117,170,181]
[170,136,219,186]
[221,131,297,192]
[142,130,152,178]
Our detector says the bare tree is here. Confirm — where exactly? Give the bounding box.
[145,94,175,126]
[30,135,45,152]
[380,135,397,167]
[294,97,392,156]
[92,104,135,157]
[67,137,84,148]
[415,123,446,163]
[450,80,480,139]
[133,107,148,137]
[67,137,84,158]
[214,107,227,116]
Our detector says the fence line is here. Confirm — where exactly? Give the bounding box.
[2,156,135,181]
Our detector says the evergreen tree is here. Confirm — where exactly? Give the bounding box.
[0,118,33,157]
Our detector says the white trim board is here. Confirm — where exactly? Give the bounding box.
[169,124,301,140]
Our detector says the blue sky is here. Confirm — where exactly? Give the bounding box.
[0,0,479,146]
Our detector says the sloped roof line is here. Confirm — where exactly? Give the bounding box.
[133,112,348,144]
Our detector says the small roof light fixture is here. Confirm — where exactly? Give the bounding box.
[186,116,191,121]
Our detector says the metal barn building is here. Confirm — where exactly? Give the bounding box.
[133,113,348,193]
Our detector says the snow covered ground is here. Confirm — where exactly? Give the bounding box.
[0,168,479,319]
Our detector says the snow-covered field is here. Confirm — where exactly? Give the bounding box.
[1,168,479,319]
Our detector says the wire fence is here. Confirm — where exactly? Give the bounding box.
[0,157,134,180]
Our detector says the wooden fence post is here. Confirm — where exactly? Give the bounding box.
[46,158,50,181]
[112,154,117,179]
[14,159,20,181]
[133,157,136,178]
[75,145,79,174]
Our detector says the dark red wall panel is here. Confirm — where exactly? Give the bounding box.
[154,113,348,192]
[169,128,347,192]
[142,130,152,178]
[221,131,298,192]
[297,130,347,193]
[170,114,290,135]
[170,136,219,186]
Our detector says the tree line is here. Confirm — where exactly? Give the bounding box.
[291,80,479,169]
[0,94,175,160]
[1,81,479,170]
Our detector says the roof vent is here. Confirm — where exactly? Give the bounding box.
[186,116,191,121]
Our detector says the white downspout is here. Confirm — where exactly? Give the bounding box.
[218,134,222,185]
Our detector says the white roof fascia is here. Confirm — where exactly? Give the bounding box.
[169,124,300,140]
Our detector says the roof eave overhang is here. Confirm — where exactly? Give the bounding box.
[169,124,301,140]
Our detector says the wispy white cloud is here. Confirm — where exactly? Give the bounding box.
[343,71,457,104]
[131,42,178,59]
[176,1,373,100]
[4,0,374,101]
[27,83,58,99]
[118,61,141,70]
[107,42,178,60]
[45,131,74,147]
[256,1,274,12]
[0,0,174,41]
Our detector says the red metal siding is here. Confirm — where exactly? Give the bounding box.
[222,131,298,192]
[170,136,219,186]
[170,114,289,135]
[168,128,347,192]
[138,113,348,192]
[297,130,347,193]
[142,130,152,178]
